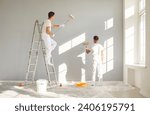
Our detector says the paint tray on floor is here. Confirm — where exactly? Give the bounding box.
[75,82,88,88]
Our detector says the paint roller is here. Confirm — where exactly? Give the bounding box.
[53,14,75,36]
[82,41,91,54]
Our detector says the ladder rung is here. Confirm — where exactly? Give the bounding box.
[33,41,39,43]
[30,64,36,66]
[31,49,38,51]
[28,71,35,73]
[46,65,54,67]
[30,56,37,58]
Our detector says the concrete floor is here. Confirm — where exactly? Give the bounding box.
[0,81,144,98]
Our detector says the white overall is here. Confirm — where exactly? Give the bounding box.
[42,20,57,65]
[92,43,104,82]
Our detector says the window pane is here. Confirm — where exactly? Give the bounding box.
[139,13,146,64]
[139,0,145,12]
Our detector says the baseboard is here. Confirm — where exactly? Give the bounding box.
[140,90,150,98]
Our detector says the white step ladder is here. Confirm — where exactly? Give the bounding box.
[25,20,58,87]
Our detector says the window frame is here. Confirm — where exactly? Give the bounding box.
[137,0,146,65]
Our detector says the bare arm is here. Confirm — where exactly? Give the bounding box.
[53,24,60,28]
[46,27,53,37]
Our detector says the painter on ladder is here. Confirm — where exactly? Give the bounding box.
[42,11,64,65]
[85,36,104,86]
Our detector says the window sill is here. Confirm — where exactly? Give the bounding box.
[125,64,147,70]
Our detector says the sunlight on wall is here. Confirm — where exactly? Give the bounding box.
[103,37,114,74]
[58,41,71,55]
[58,33,86,82]
[77,52,86,64]
[78,52,86,81]
[59,33,86,55]
[58,63,67,83]
[125,6,135,19]
[105,18,114,30]
[125,26,135,64]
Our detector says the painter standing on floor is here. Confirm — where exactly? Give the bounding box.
[42,11,64,65]
[86,36,104,85]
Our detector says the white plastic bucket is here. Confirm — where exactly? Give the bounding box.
[36,79,48,94]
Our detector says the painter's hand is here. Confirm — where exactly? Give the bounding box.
[52,34,55,38]
[60,24,65,28]
[86,48,91,54]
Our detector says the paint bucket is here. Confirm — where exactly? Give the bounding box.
[36,79,48,94]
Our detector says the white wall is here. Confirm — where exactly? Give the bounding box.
[0,0,123,82]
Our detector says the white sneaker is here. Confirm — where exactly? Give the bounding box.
[48,56,53,66]
[45,55,53,65]
[48,62,53,66]
[45,59,53,66]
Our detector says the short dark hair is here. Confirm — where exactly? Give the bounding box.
[48,11,55,19]
[93,36,99,41]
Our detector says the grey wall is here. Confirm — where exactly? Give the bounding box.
[0,0,123,81]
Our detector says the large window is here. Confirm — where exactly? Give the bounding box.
[124,0,146,65]
[138,0,146,64]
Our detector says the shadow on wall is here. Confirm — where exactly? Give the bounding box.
[57,33,86,82]
[56,17,116,83]
[26,0,123,82]
[0,0,123,81]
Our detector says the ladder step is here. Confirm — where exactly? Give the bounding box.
[30,56,37,58]
[46,65,54,67]
[30,64,36,66]
[31,49,38,51]
[33,41,39,43]
[28,71,35,73]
